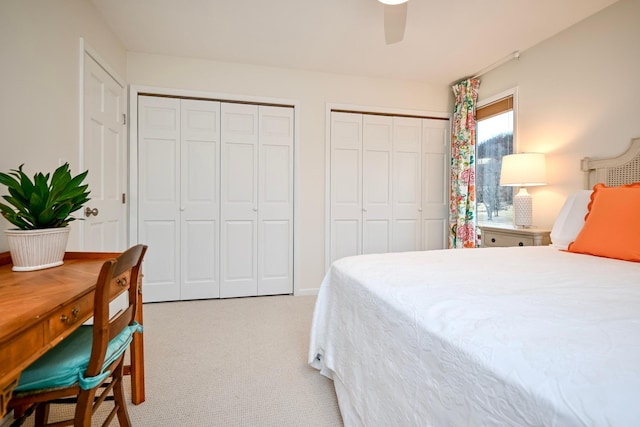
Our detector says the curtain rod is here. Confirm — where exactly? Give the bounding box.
[471,50,520,79]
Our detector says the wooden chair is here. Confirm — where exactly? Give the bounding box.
[8,244,148,427]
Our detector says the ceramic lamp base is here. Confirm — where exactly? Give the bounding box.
[513,187,533,228]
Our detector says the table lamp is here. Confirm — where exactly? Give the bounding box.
[499,153,547,228]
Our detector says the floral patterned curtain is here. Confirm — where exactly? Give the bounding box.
[449,78,480,248]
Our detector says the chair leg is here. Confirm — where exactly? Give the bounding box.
[34,403,49,426]
[75,389,97,427]
[12,405,24,418]
[113,360,132,427]
[9,405,33,427]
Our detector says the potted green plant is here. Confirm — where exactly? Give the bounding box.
[0,163,90,271]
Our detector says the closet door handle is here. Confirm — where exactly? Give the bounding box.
[253,208,258,212]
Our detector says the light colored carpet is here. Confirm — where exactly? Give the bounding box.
[18,295,343,426]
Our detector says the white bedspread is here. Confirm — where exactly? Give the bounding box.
[308,247,640,427]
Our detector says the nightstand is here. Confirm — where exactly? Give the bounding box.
[479,225,551,247]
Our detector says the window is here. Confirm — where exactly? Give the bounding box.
[476,93,515,225]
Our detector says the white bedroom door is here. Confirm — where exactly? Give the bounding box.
[82,52,127,251]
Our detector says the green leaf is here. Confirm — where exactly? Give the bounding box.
[0,172,22,192]
[49,164,72,200]
[7,187,29,209]
[16,166,35,201]
[0,204,16,217]
[3,196,29,216]
[1,211,30,229]
[37,207,56,227]
[29,192,45,218]
[61,172,89,197]
[53,201,73,220]
[50,163,69,185]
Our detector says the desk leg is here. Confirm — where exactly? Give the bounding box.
[0,375,19,418]
[130,332,145,404]
[130,286,146,404]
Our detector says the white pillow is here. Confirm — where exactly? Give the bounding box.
[550,190,592,250]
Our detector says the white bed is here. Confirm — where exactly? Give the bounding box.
[309,140,640,427]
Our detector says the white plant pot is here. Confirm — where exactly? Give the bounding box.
[5,228,71,272]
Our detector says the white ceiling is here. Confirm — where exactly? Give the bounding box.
[91,0,618,85]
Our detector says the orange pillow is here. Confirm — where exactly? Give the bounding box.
[567,182,640,262]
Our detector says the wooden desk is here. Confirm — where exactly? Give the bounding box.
[0,252,146,418]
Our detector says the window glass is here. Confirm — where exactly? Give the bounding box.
[476,102,514,225]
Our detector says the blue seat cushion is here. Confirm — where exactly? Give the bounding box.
[15,322,142,393]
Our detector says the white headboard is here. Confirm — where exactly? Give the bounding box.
[581,138,640,188]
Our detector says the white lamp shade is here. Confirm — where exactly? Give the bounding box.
[378,0,408,4]
[499,153,547,186]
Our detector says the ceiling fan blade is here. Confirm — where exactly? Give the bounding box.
[384,3,408,44]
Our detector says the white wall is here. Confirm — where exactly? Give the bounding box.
[127,54,450,293]
[478,0,640,228]
[0,0,127,251]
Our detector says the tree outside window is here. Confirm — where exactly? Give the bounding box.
[476,105,514,225]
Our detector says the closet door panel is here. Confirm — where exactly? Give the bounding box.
[180,99,220,300]
[260,219,290,291]
[224,220,255,279]
[184,220,216,280]
[362,115,393,255]
[423,219,447,250]
[221,103,259,298]
[363,220,390,254]
[330,112,362,262]
[138,96,181,302]
[392,117,422,252]
[333,149,360,205]
[141,220,177,299]
[258,106,293,295]
[422,119,449,250]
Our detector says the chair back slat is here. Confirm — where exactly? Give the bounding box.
[85,245,147,378]
[108,306,136,341]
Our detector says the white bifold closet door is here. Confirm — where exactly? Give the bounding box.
[329,111,448,264]
[138,96,220,302]
[362,114,393,254]
[220,103,294,298]
[421,119,449,250]
[139,97,294,302]
[392,116,423,252]
[330,112,363,261]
